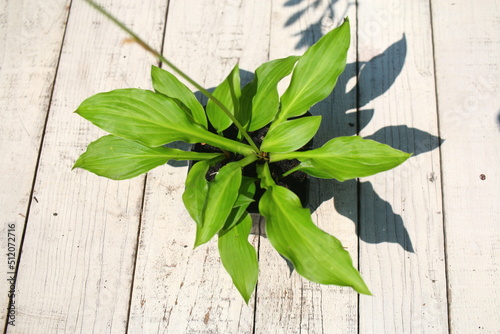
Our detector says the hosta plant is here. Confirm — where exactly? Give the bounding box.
[74,1,411,302]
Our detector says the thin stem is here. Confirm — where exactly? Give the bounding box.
[83,0,260,154]
[199,130,255,156]
[234,153,259,168]
[171,152,224,161]
[269,151,308,163]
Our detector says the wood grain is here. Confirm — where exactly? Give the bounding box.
[0,0,70,326]
[431,0,500,332]
[357,1,448,333]
[7,0,167,332]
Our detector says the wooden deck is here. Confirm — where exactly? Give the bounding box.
[1,0,498,333]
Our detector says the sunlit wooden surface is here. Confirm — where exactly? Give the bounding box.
[1,1,498,333]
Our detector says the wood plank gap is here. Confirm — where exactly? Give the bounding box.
[427,0,452,332]
[2,1,73,330]
[251,217,263,334]
[354,1,362,332]
[357,1,447,332]
[11,0,167,331]
[125,0,171,329]
[255,1,360,332]
[430,1,498,331]
[157,0,171,69]
[125,174,149,333]
[127,2,269,331]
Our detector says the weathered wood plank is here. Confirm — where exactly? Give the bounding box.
[431,0,500,332]
[127,1,271,332]
[8,0,167,332]
[254,1,360,333]
[0,0,70,326]
[357,1,448,333]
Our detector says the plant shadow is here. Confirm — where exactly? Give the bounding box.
[283,0,353,50]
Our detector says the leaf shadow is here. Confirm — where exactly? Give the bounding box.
[308,179,414,253]
[313,33,410,141]
[284,0,353,50]
[497,110,500,131]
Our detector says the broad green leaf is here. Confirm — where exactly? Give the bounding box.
[222,177,257,231]
[240,56,300,131]
[74,135,222,180]
[256,161,275,188]
[218,214,258,303]
[260,116,321,153]
[206,64,241,133]
[76,88,255,155]
[183,160,211,225]
[232,177,257,208]
[232,194,254,208]
[194,162,242,247]
[151,65,207,128]
[259,184,371,294]
[238,82,256,130]
[281,136,412,181]
[76,88,206,147]
[278,18,350,122]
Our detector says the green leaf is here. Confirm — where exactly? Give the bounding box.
[260,116,321,153]
[218,214,258,303]
[277,18,350,122]
[240,56,300,131]
[256,161,275,188]
[206,64,241,133]
[259,184,371,295]
[76,88,205,147]
[183,160,211,225]
[74,135,223,180]
[278,136,412,181]
[151,65,207,128]
[232,194,254,208]
[232,177,257,208]
[193,162,243,247]
[76,88,255,155]
[222,177,257,231]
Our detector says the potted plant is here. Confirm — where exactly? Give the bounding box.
[74,0,411,302]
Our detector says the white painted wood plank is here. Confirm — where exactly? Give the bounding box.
[127,1,271,332]
[254,1,360,333]
[356,1,448,333]
[0,0,70,326]
[8,0,167,332]
[431,1,500,333]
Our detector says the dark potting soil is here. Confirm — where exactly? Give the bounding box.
[190,122,310,212]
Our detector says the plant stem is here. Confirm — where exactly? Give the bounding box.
[199,130,255,156]
[83,0,261,154]
[269,151,310,162]
[170,152,225,162]
[234,153,259,168]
